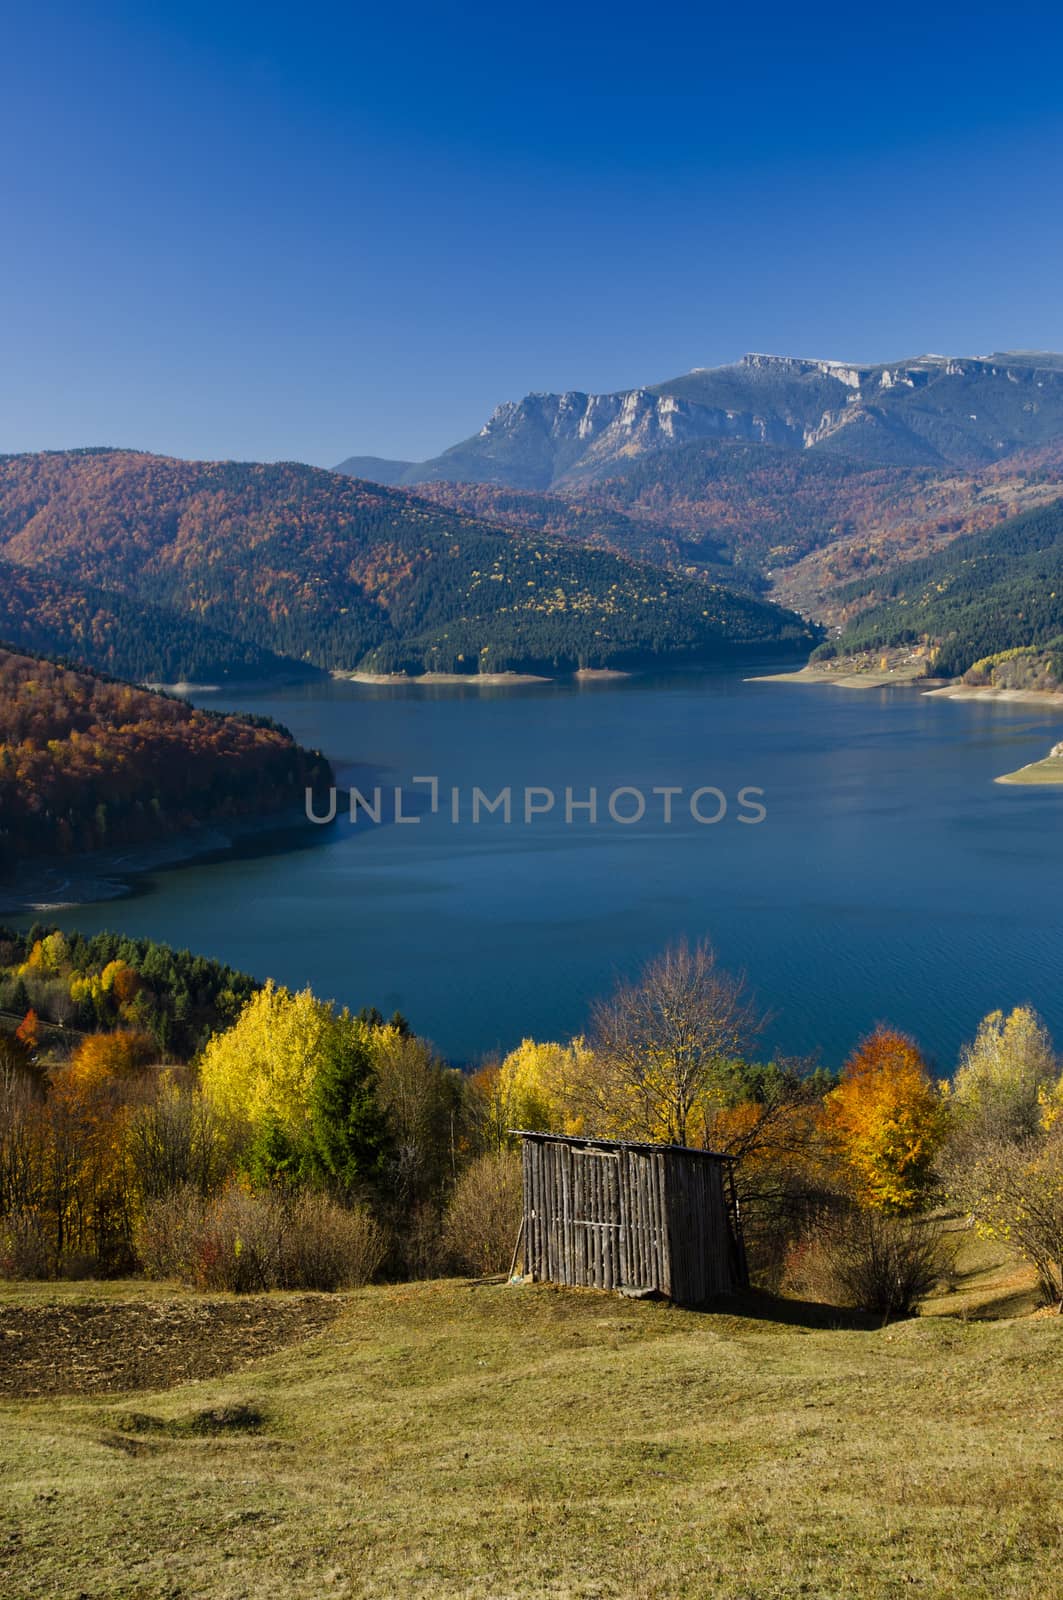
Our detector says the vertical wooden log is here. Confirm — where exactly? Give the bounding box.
[521,1142,532,1280]
[657,1152,672,1298]
[581,1152,589,1290]
[618,1152,631,1287]
[637,1153,651,1289]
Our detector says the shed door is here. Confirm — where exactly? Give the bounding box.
[567,1148,621,1290]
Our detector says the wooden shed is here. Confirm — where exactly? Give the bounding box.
[516,1131,748,1305]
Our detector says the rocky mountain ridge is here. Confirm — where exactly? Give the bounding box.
[336,350,1063,489]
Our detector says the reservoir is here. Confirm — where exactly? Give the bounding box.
[29,667,1063,1073]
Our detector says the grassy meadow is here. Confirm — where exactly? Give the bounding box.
[3,1228,1060,1600]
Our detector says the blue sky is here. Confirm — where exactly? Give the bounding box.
[3,1,1063,465]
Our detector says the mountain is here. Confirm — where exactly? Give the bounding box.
[338,351,1063,490]
[0,450,814,680]
[0,645,332,868]
[331,454,416,485]
[816,495,1063,675]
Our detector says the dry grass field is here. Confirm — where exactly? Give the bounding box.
[2,1229,1060,1600]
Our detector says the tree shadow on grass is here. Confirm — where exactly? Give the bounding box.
[690,1289,881,1331]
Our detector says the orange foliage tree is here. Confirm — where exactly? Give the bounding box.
[38,1032,158,1268]
[823,1028,948,1212]
[14,1009,39,1052]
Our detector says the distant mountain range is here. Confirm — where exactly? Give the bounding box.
[336,352,1063,489]
[7,350,1063,691]
[0,450,814,683]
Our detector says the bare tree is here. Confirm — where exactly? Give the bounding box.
[126,1072,231,1200]
[586,939,762,1146]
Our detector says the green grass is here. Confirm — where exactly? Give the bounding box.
[2,1243,1061,1600]
[996,754,1063,785]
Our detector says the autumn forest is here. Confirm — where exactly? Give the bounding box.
[0,647,332,867]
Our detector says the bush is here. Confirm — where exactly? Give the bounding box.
[133,1187,205,1282]
[188,1187,283,1292]
[785,1207,949,1318]
[135,1185,385,1292]
[384,1198,445,1281]
[443,1150,523,1277]
[277,1192,385,1290]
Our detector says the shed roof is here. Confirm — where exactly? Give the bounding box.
[511,1130,733,1163]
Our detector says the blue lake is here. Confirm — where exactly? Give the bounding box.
[30,668,1063,1072]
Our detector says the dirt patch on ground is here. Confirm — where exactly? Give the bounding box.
[0,1295,342,1398]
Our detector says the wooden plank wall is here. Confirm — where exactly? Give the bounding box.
[663,1150,733,1302]
[521,1137,738,1303]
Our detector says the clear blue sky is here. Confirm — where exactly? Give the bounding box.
[3,1,1063,465]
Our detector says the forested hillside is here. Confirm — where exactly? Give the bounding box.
[0,558,314,685]
[417,440,1063,616]
[0,647,332,867]
[815,497,1063,675]
[0,450,814,676]
[0,925,257,1057]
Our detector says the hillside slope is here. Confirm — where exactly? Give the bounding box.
[0,451,814,676]
[0,557,315,685]
[416,440,1063,614]
[0,645,331,867]
[1,1273,1058,1600]
[818,496,1063,674]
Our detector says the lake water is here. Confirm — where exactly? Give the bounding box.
[29,667,1063,1072]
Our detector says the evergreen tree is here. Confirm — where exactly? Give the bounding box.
[308,1029,391,1194]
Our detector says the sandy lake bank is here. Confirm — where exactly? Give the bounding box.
[746,664,939,690]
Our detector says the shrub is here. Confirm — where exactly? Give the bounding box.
[0,1210,51,1279]
[135,1185,385,1291]
[443,1150,523,1277]
[134,1187,214,1283]
[180,1188,284,1292]
[384,1198,445,1281]
[277,1192,385,1290]
[785,1207,949,1318]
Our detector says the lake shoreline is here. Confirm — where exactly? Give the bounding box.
[746,665,943,690]
[18,666,1063,1070]
[0,805,334,917]
[750,669,1063,708]
[995,758,1063,785]
[332,667,635,686]
[925,685,1063,707]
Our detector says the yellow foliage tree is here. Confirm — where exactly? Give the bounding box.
[69,972,104,1009]
[954,1006,1058,1141]
[18,931,69,976]
[47,1032,156,1267]
[198,980,353,1143]
[492,1037,593,1137]
[823,1028,948,1212]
